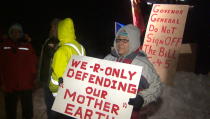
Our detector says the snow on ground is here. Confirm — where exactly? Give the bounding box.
[147,72,210,119]
[0,72,209,119]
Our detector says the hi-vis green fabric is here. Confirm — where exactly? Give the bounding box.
[49,18,85,94]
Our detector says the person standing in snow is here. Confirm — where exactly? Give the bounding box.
[38,18,60,119]
[0,23,37,119]
[48,18,86,119]
[104,24,161,119]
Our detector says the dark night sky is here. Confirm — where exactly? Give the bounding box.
[0,0,209,63]
[0,0,133,57]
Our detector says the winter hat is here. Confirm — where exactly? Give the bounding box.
[8,23,24,38]
[118,29,128,37]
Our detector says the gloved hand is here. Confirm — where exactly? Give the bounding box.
[128,95,144,112]
[58,77,64,87]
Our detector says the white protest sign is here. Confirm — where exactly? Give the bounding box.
[142,4,189,83]
[52,55,143,119]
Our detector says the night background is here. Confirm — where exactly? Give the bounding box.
[0,0,210,118]
[0,0,209,68]
[0,0,209,73]
[0,0,135,57]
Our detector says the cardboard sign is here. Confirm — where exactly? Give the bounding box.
[52,56,143,119]
[142,4,189,83]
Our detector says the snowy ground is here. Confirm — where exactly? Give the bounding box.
[147,72,210,119]
[0,71,209,119]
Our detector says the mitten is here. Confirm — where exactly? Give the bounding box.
[128,95,144,111]
[58,77,63,86]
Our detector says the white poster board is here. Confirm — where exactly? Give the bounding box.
[52,56,143,119]
[142,4,189,82]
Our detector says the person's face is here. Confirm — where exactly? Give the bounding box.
[11,29,21,41]
[49,24,58,38]
[116,35,129,56]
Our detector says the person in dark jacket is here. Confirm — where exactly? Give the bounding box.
[38,18,60,119]
[0,23,37,119]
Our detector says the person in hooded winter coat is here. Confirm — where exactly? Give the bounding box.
[0,23,37,119]
[48,18,85,118]
[104,24,161,119]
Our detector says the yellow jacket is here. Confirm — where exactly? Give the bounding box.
[49,18,85,96]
